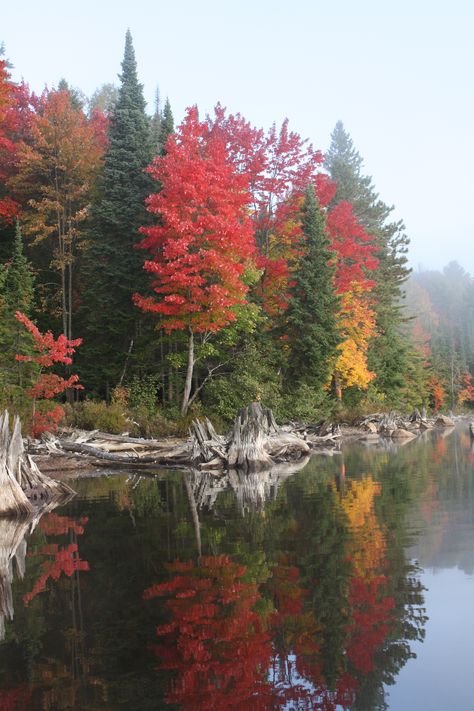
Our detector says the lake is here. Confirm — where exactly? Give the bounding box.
[0,422,473,710]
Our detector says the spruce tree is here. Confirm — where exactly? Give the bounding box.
[79,30,154,396]
[286,186,340,392]
[325,122,411,401]
[150,87,162,152]
[158,97,174,154]
[0,221,35,385]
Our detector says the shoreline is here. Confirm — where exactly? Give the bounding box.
[31,412,471,479]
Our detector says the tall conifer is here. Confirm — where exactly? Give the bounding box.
[158,97,174,154]
[286,186,340,391]
[0,221,35,385]
[80,30,154,395]
[325,122,411,400]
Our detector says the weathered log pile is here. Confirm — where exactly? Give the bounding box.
[0,411,74,516]
[40,403,311,473]
[26,404,464,477]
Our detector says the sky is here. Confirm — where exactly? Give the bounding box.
[2,0,474,274]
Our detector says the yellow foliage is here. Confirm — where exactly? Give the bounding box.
[335,284,376,390]
[339,475,386,578]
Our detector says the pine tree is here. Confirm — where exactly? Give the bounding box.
[285,186,340,392]
[325,122,411,402]
[79,30,154,396]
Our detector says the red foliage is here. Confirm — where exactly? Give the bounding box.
[29,405,65,438]
[346,575,395,675]
[23,513,89,606]
[326,201,378,293]
[38,512,88,536]
[89,107,109,152]
[27,373,81,399]
[144,555,272,710]
[0,685,31,711]
[135,107,255,333]
[14,312,83,436]
[458,372,474,405]
[209,106,325,314]
[15,311,82,367]
[428,374,446,413]
[0,59,20,222]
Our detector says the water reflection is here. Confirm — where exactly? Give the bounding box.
[2,424,473,709]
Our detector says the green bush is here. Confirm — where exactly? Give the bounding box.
[127,405,180,438]
[66,400,129,434]
[279,383,333,423]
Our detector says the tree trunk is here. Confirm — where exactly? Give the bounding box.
[181,329,195,417]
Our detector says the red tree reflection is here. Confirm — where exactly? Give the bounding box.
[144,555,272,710]
[23,513,89,606]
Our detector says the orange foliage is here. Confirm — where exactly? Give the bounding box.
[458,372,474,405]
[340,476,386,578]
[428,374,446,413]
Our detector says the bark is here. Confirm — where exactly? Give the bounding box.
[0,411,74,516]
[181,328,195,416]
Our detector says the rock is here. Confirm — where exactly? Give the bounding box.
[435,415,455,428]
[392,428,417,440]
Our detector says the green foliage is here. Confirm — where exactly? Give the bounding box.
[79,30,155,395]
[203,337,283,424]
[285,186,340,393]
[280,383,333,422]
[66,400,129,434]
[0,221,35,388]
[126,374,160,412]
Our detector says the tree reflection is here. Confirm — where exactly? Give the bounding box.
[144,555,273,710]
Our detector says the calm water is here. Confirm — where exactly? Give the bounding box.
[1,423,473,710]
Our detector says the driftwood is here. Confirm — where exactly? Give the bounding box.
[0,411,74,516]
[42,403,310,473]
[191,403,310,473]
[190,402,310,472]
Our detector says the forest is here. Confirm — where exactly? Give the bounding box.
[1,30,474,439]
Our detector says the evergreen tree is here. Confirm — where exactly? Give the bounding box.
[285,186,340,392]
[325,122,411,402]
[150,86,162,152]
[0,221,35,385]
[158,97,174,154]
[79,30,154,396]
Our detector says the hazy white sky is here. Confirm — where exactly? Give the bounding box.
[2,0,473,274]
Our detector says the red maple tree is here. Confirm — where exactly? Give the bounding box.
[135,107,255,415]
[0,58,21,222]
[15,311,83,437]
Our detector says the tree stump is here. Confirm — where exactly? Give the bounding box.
[0,411,74,517]
[190,402,310,473]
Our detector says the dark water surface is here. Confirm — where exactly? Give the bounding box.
[1,423,473,710]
